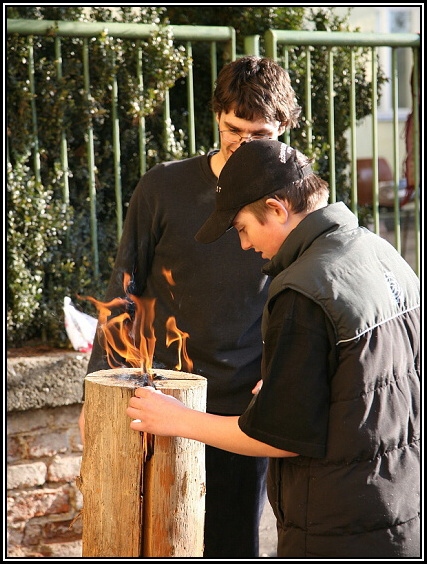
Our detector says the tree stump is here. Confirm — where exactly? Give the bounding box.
[79,368,207,557]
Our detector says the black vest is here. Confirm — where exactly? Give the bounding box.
[264,205,420,557]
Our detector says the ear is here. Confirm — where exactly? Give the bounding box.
[215,113,221,125]
[277,123,287,136]
[265,197,289,223]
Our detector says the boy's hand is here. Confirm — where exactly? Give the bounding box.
[127,386,188,437]
[252,379,263,394]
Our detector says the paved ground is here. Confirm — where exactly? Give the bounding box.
[259,502,277,557]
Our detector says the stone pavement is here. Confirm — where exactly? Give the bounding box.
[259,502,277,557]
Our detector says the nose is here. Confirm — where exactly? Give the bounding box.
[239,136,255,145]
[238,232,252,251]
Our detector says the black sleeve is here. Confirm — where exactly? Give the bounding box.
[239,290,335,458]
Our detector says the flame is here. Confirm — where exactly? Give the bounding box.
[79,271,192,376]
[162,267,175,286]
[166,317,193,371]
[162,267,175,300]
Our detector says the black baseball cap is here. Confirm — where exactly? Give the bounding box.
[195,139,312,243]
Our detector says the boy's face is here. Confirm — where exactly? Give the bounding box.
[216,110,284,165]
[232,206,286,260]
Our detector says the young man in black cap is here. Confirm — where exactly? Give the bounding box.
[127,140,420,558]
[80,57,301,558]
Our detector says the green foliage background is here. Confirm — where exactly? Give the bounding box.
[6,6,386,348]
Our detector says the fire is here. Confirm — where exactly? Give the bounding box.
[162,267,175,287]
[80,271,192,377]
[166,317,193,371]
[162,268,193,371]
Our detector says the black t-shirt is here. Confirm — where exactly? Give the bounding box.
[239,289,334,458]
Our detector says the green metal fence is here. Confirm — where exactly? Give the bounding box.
[7,18,235,277]
[259,29,420,274]
[7,19,420,276]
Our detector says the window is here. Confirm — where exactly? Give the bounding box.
[376,7,420,119]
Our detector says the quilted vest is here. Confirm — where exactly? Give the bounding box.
[264,204,420,557]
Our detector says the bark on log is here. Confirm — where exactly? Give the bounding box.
[79,368,207,557]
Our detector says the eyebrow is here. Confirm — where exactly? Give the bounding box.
[221,119,272,134]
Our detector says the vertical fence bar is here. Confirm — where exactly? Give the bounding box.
[244,34,260,56]
[264,29,277,60]
[304,46,313,155]
[83,37,99,277]
[211,42,219,148]
[281,46,291,146]
[186,41,196,156]
[55,36,70,206]
[28,38,41,185]
[349,48,358,213]
[370,47,380,234]
[163,89,171,154]
[137,43,147,177]
[327,48,336,203]
[228,26,236,61]
[111,48,123,240]
[390,48,402,252]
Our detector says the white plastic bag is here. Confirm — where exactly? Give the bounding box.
[63,296,98,352]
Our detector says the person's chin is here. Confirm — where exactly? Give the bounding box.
[224,144,237,156]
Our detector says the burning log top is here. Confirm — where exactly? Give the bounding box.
[85,367,206,390]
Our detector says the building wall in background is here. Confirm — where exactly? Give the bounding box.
[335,6,421,175]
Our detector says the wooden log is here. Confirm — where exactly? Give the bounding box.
[79,368,207,557]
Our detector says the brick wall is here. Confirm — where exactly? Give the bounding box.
[7,352,88,557]
[7,404,84,557]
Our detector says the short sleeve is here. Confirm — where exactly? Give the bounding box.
[239,290,334,458]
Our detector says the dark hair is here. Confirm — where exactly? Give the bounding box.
[211,56,301,129]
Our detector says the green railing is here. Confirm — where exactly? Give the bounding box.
[259,30,420,275]
[7,19,420,276]
[7,18,235,277]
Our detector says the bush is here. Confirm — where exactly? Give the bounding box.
[6,6,188,348]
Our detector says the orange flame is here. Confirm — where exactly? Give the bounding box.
[166,317,193,372]
[162,267,175,286]
[162,267,175,300]
[80,271,192,375]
